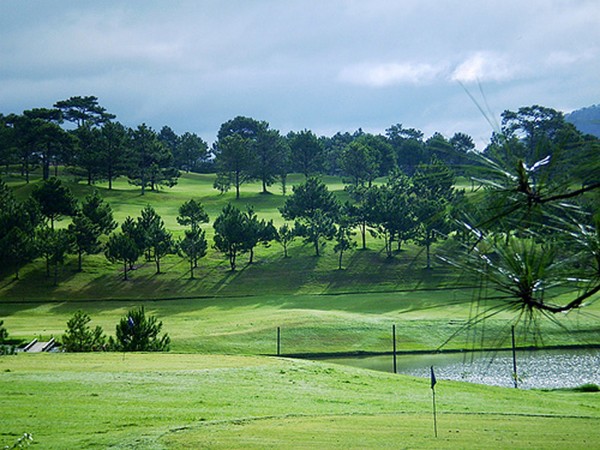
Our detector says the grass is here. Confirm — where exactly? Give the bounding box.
[2,171,600,448]
[2,290,599,356]
[1,353,599,449]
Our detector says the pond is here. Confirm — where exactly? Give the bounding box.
[320,348,600,389]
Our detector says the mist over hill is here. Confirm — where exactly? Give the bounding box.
[565,104,600,138]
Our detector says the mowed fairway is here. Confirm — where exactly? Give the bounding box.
[2,353,600,449]
[2,173,600,448]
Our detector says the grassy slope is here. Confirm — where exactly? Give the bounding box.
[2,172,599,353]
[2,173,600,448]
[1,353,599,449]
[3,292,599,356]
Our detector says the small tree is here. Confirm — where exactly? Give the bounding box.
[0,320,14,355]
[177,199,210,278]
[212,133,257,199]
[128,124,179,195]
[62,310,106,352]
[339,140,380,187]
[275,223,297,258]
[373,172,417,257]
[112,306,170,352]
[137,205,174,274]
[68,214,101,272]
[287,129,324,178]
[178,228,208,279]
[334,214,357,270]
[36,227,73,285]
[0,320,7,342]
[81,190,117,235]
[345,185,379,250]
[177,199,209,234]
[213,203,249,271]
[243,206,276,264]
[31,177,77,229]
[0,183,39,280]
[412,156,456,269]
[280,177,339,256]
[105,232,141,280]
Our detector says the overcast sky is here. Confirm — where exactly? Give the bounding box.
[1,1,599,148]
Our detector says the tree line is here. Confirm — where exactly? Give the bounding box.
[0,155,456,283]
[1,99,599,323]
[0,96,206,192]
[0,95,483,197]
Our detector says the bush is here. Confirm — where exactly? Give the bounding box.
[110,306,170,352]
[0,320,7,343]
[62,311,106,352]
[574,383,600,392]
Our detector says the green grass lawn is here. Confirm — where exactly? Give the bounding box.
[2,290,599,356]
[1,353,599,449]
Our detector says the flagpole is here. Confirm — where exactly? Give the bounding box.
[431,365,438,438]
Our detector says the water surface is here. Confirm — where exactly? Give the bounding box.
[322,348,600,389]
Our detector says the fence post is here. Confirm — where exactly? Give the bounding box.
[277,326,281,356]
[392,324,397,374]
[511,325,518,388]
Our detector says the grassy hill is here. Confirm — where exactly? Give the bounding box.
[1,172,599,448]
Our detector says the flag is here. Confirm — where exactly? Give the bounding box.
[430,365,437,389]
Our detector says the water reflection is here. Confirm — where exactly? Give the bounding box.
[321,348,600,389]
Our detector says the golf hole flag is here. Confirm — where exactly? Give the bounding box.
[430,365,438,437]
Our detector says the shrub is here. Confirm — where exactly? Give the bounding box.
[110,306,170,352]
[62,311,106,352]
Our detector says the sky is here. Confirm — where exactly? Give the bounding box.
[1,0,599,148]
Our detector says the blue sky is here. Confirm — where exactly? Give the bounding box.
[1,1,599,148]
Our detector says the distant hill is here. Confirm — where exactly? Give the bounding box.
[565,104,600,138]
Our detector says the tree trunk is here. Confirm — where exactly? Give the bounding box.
[426,231,432,270]
[155,257,161,274]
[338,248,344,270]
[361,222,367,250]
[42,153,49,180]
[384,232,393,258]
[249,247,254,264]
[123,260,128,281]
[229,252,236,271]
[190,259,195,279]
[314,237,320,257]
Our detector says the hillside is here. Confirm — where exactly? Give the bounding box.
[565,104,600,137]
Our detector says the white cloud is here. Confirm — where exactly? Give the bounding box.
[451,52,516,83]
[338,62,445,87]
[1,1,599,146]
[544,49,597,67]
